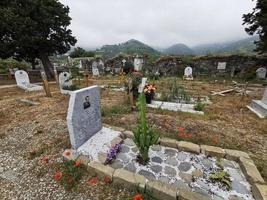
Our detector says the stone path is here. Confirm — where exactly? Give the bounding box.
[109,138,254,200]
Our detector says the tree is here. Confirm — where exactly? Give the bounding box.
[243,0,267,53]
[69,47,95,58]
[0,0,77,78]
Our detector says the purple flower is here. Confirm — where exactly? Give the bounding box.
[105,143,122,164]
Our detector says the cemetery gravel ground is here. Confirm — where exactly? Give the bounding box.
[0,78,267,199]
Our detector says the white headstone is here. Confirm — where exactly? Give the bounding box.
[79,60,83,69]
[134,57,143,71]
[122,59,126,66]
[138,78,147,93]
[67,86,102,149]
[217,62,227,70]
[92,61,100,76]
[15,70,30,87]
[184,67,193,77]
[256,67,266,79]
[59,72,72,89]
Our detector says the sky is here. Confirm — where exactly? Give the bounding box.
[59,0,256,49]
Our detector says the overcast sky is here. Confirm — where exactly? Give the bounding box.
[59,0,255,49]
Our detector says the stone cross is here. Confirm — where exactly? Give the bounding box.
[67,86,102,149]
[59,72,72,90]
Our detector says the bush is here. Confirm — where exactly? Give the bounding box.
[0,58,29,73]
[133,94,159,164]
[194,102,205,111]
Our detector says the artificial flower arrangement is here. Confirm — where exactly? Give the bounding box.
[104,143,122,164]
[143,84,156,104]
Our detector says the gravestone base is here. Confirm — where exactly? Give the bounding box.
[19,84,43,92]
[60,89,73,95]
[247,100,267,118]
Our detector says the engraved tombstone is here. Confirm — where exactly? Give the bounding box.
[184,66,193,80]
[67,86,102,149]
[59,72,72,89]
[15,70,30,87]
[256,67,266,79]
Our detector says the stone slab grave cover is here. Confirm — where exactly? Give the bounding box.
[256,67,266,79]
[67,85,121,159]
[15,70,43,92]
[59,72,73,95]
[184,66,193,80]
[247,87,267,118]
[92,61,100,76]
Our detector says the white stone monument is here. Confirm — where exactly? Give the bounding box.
[138,78,147,93]
[59,72,73,94]
[66,86,121,160]
[92,61,100,76]
[217,62,227,70]
[247,87,267,118]
[134,56,143,71]
[256,67,266,79]
[15,70,43,92]
[183,66,193,80]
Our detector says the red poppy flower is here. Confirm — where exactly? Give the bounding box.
[104,177,111,184]
[211,136,217,145]
[178,127,185,133]
[133,194,143,200]
[75,161,81,167]
[63,150,72,158]
[41,156,49,164]
[54,171,63,181]
[88,177,99,186]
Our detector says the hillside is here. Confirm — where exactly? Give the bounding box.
[192,36,258,55]
[163,43,194,55]
[96,39,159,58]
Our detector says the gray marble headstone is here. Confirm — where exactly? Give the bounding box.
[67,86,102,149]
[59,72,72,89]
[15,70,30,87]
[256,67,266,79]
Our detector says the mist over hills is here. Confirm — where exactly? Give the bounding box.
[93,36,259,58]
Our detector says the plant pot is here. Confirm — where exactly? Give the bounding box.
[145,94,153,104]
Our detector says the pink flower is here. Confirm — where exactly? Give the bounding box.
[88,177,99,186]
[54,172,63,181]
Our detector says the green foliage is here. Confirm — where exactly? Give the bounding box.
[59,160,85,191]
[194,102,205,111]
[133,94,159,164]
[243,0,267,53]
[69,47,95,58]
[62,85,79,91]
[209,170,232,190]
[0,58,29,73]
[0,0,77,77]
[101,105,131,117]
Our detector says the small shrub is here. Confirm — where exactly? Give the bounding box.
[62,85,79,91]
[194,102,205,111]
[209,170,232,190]
[133,94,159,164]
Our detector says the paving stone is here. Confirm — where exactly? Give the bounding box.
[225,149,250,162]
[164,166,177,176]
[98,152,107,164]
[147,181,177,200]
[221,159,238,169]
[178,162,191,172]
[201,145,225,158]
[123,131,134,139]
[201,158,213,169]
[117,153,130,163]
[138,170,156,180]
[76,155,90,165]
[227,168,245,182]
[191,169,203,178]
[172,179,190,190]
[110,159,124,169]
[131,147,138,153]
[179,188,212,200]
[213,195,225,200]
[160,138,178,149]
[164,148,177,157]
[165,157,178,166]
[124,163,136,173]
[232,181,250,194]
[159,175,170,184]
[151,145,162,151]
[151,165,162,173]
[151,156,163,164]
[178,141,200,154]
[120,145,130,153]
[194,188,211,199]
[229,195,245,200]
[177,152,187,161]
[239,157,265,184]
[179,172,192,184]
[124,138,135,146]
[110,137,123,147]
[196,180,210,191]
[252,184,267,200]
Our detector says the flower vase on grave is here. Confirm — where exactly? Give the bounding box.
[145,93,153,104]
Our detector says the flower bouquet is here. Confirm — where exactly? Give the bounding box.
[143,84,156,104]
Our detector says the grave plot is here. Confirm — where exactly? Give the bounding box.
[15,70,43,92]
